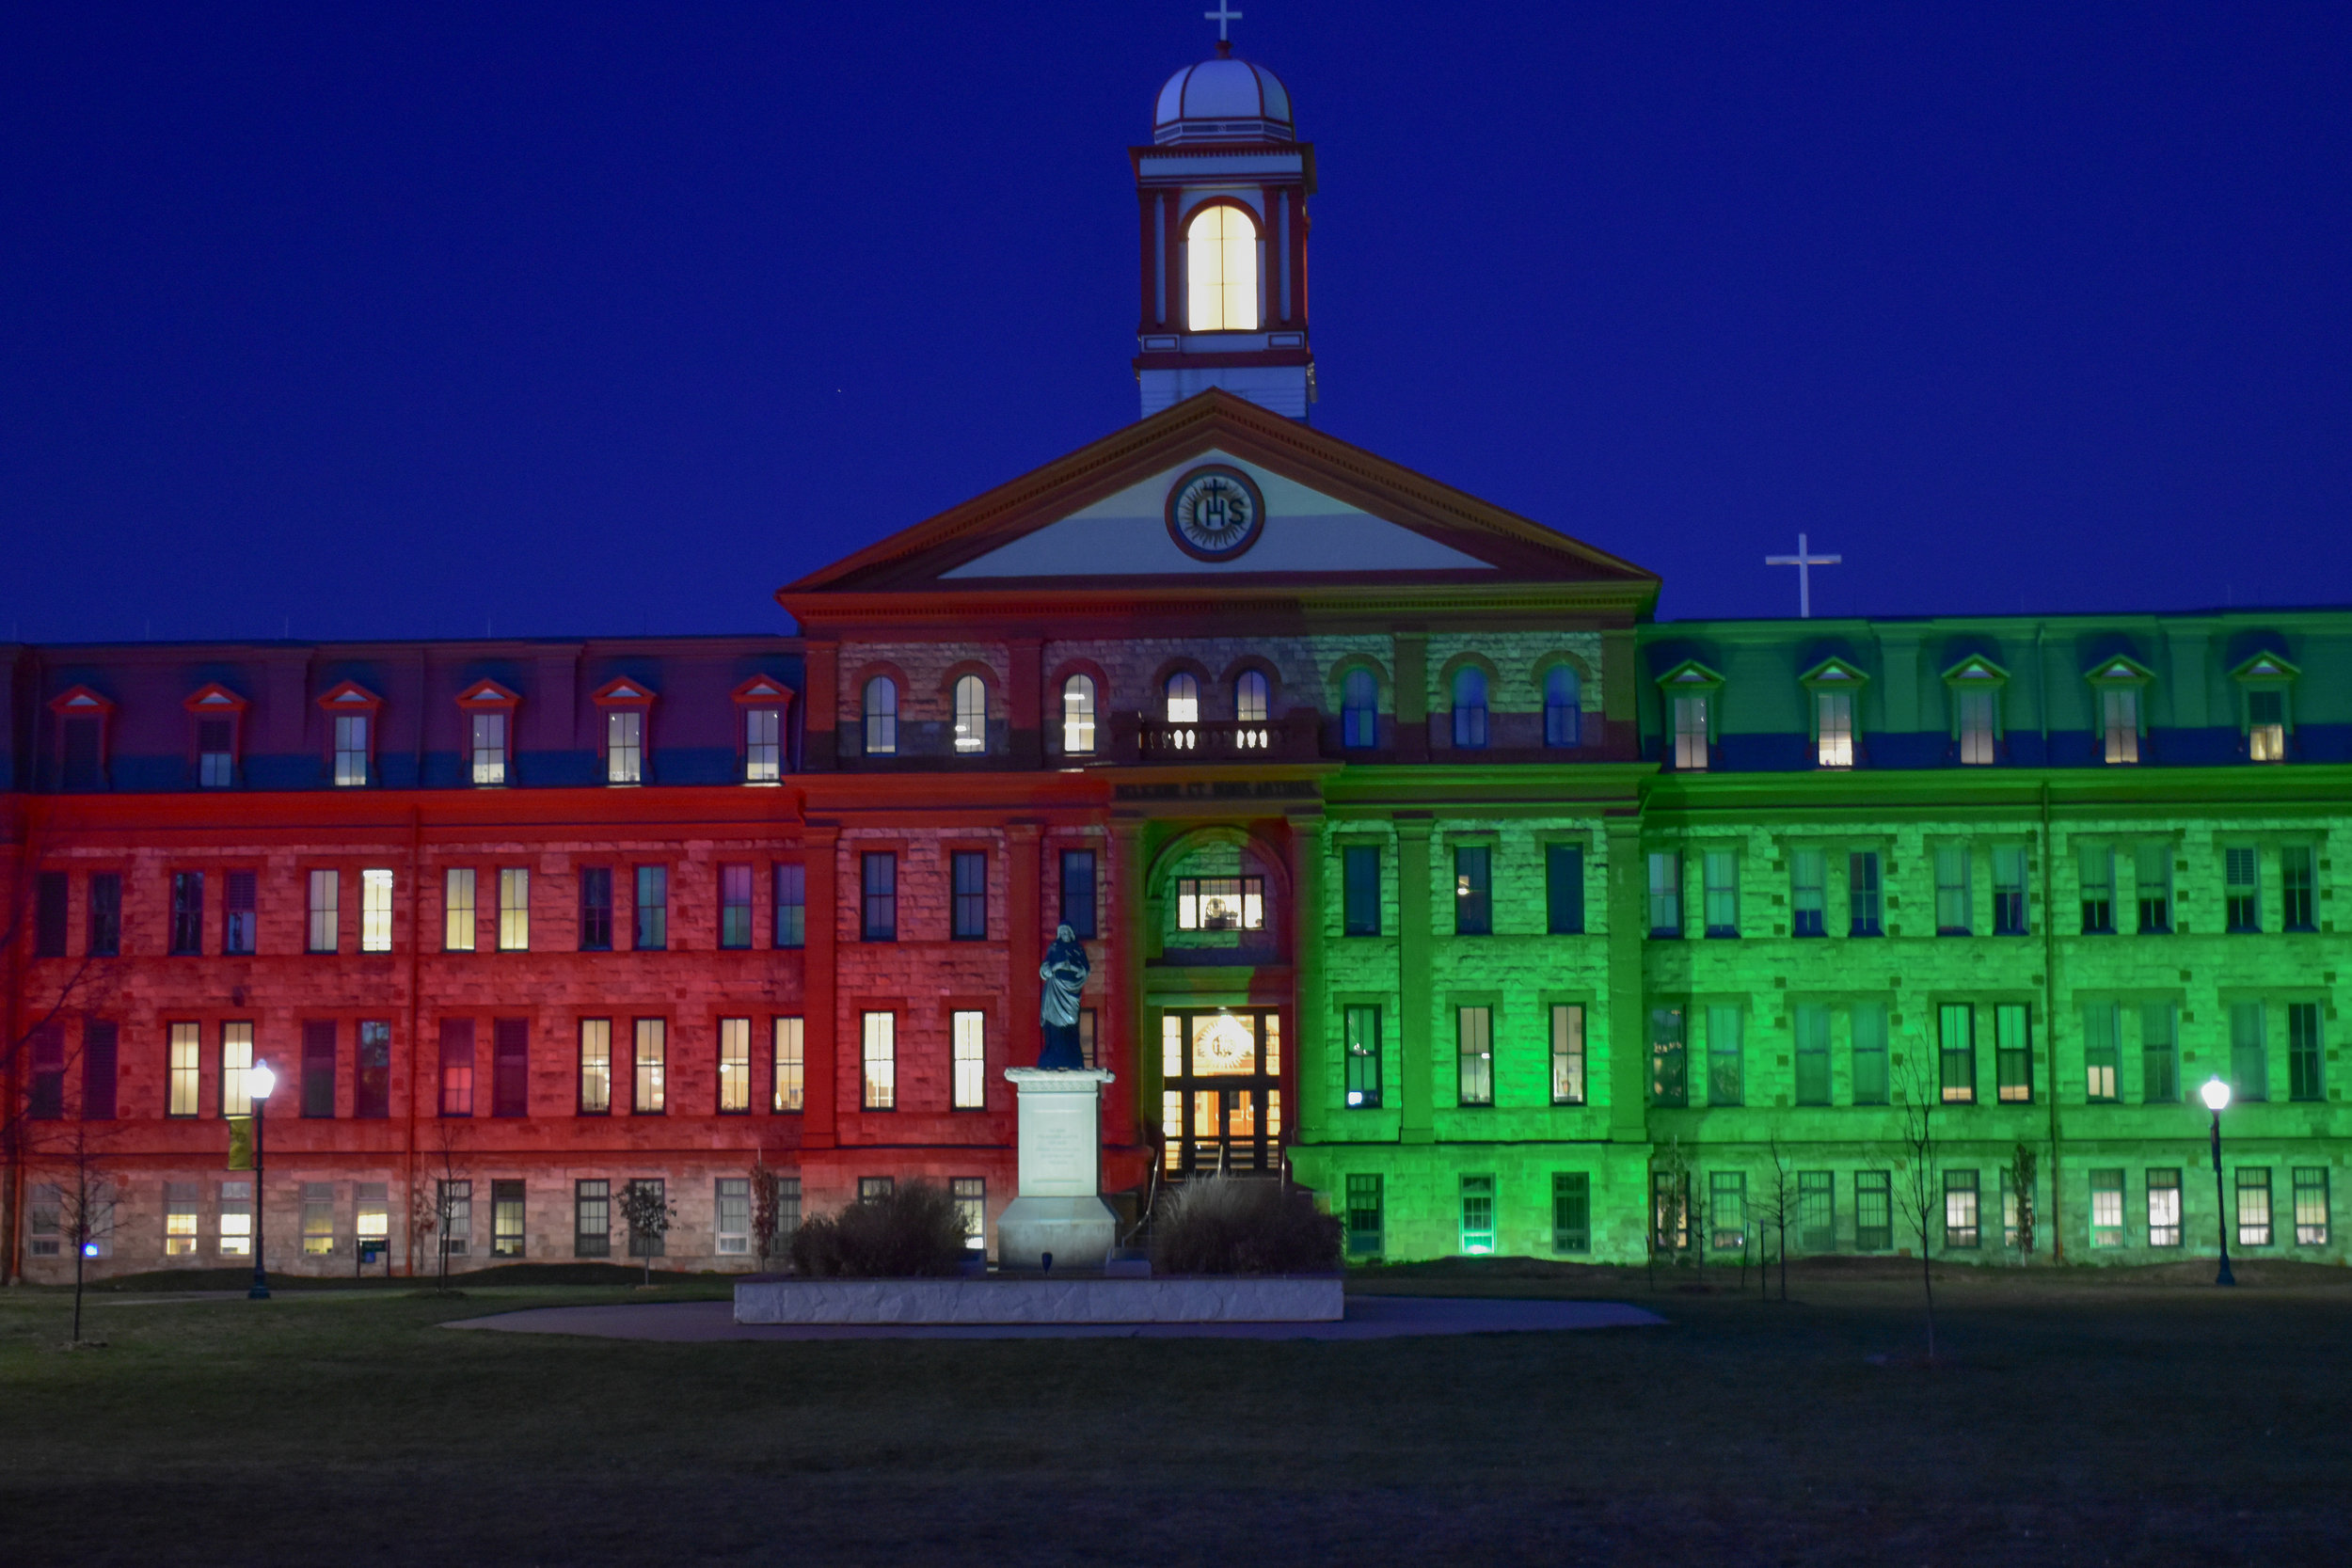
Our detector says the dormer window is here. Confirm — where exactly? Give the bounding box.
[1341,668,1378,749]
[1166,672,1200,724]
[862,677,898,756]
[733,675,793,784]
[318,681,382,788]
[1657,661,1723,771]
[2086,657,2151,766]
[49,687,114,792]
[1185,203,1258,331]
[183,683,247,789]
[1940,657,2008,766]
[1450,667,1488,750]
[952,674,988,754]
[456,680,519,787]
[336,717,370,784]
[1801,659,1867,770]
[2232,652,2297,765]
[592,678,655,784]
[1061,674,1097,755]
[1234,670,1269,723]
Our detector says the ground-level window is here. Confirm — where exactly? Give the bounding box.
[715,1178,751,1255]
[437,1180,469,1257]
[1854,1171,1893,1252]
[492,1180,525,1259]
[951,1178,986,1252]
[356,1183,390,1262]
[1551,1172,1590,1254]
[859,1177,895,1203]
[165,1181,199,1257]
[1459,1175,1495,1256]
[575,1180,611,1258]
[1799,1172,1835,1252]
[304,1182,339,1257]
[627,1179,666,1258]
[1159,1010,1280,1176]
[2236,1168,2272,1247]
[1709,1171,1746,1253]
[2090,1168,2125,1248]
[2147,1169,2182,1247]
[1345,1175,1383,1259]
[29,1184,63,1257]
[1943,1171,1980,1249]
[218,1180,252,1258]
[2293,1167,2329,1247]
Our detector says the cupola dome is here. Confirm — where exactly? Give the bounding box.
[1153,44,1294,144]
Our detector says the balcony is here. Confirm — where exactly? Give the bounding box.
[1133,715,1323,765]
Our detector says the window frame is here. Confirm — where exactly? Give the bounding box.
[184,684,248,789]
[593,678,656,784]
[317,682,381,788]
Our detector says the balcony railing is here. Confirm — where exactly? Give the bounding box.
[1129,715,1322,765]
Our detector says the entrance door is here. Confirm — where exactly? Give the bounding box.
[1160,1009,1281,1175]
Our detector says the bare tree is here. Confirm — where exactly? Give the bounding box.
[2008,1143,2039,1259]
[1647,1137,1693,1291]
[1882,1051,1943,1361]
[0,911,120,1289]
[29,1106,119,1345]
[407,1117,464,1293]
[749,1155,786,1268]
[1750,1133,1799,1303]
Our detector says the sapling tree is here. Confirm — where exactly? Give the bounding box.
[1883,1051,1943,1361]
[1750,1133,1799,1303]
[749,1156,786,1267]
[620,1180,677,1286]
[2008,1143,2039,1259]
[1648,1137,1693,1290]
[43,1111,119,1346]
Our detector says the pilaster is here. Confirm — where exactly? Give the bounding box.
[1394,813,1434,1143]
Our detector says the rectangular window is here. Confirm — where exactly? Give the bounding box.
[1653,1171,1690,1252]
[2083,1002,2120,1102]
[167,1022,200,1117]
[1702,850,1738,938]
[218,1180,252,1258]
[357,1021,391,1119]
[606,709,643,784]
[861,853,897,942]
[2147,1169,2183,1247]
[745,706,782,783]
[1944,1170,1980,1249]
[301,1020,336,1117]
[1546,844,1584,935]
[2287,1002,2323,1102]
[1815,688,1855,768]
[1793,1004,1832,1106]
[440,1019,476,1117]
[304,1181,339,1256]
[1709,1171,1747,1253]
[2231,1002,2267,1101]
[1342,846,1381,937]
[1848,850,1883,936]
[1672,694,1708,769]
[1991,846,2027,936]
[774,1175,803,1238]
[1550,1005,1586,1105]
[2090,1168,2125,1248]
[951,1010,986,1110]
[772,863,804,948]
[1937,1004,1976,1103]
[1455,1006,1493,1106]
[1958,687,1997,765]
[199,718,236,786]
[1703,1006,1743,1106]
[862,1011,896,1110]
[90,871,124,956]
[2101,686,2139,764]
[1176,876,1266,932]
[719,863,754,949]
[2292,1167,2329,1247]
[859,1178,896,1204]
[2141,1003,2179,1104]
[1453,846,1492,936]
[633,1019,667,1113]
[1343,1006,1382,1108]
[772,1017,804,1112]
[1799,1171,1835,1253]
[1855,1170,1894,1251]
[2281,846,2316,931]
[715,1018,751,1113]
[170,871,204,955]
[35,871,67,957]
[716,1177,753,1255]
[469,711,506,785]
[946,1177,988,1251]
[1994,1003,2033,1103]
[1650,1006,1687,1107]
[1459,1175,1496,1255]
[1790,849,1826,937]
[1551,1171,1591,1254]
[1345,1174,1383,1258]
[625,1180,665,1255]
[492,1180,525,1258]
[2248,688,2286,761]
[1851,1002,1890,1105]
[333,714,370,786]
[444,868,476,952]
[2136,843,2172,933]
[1647,851,1681,938]
[579,867,613,951]
[220,1022,255,1117]
[578,1019,611,1115]
[634,866,669,951]
[79,1022,117,1121]
[950,852,987,941]
[1059,849,1098,939]
[2236,1167,2272,1248]
[574,1180,610,1258]
[357,867,393,953]
[2224,847,2260,932]
[1932,844,1970,935]
[496,868,528,952]
[492,1019,527,1117]
[306,869,339,953]
[2079,845,2114,933]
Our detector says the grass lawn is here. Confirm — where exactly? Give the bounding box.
[3,1257,2346,1566]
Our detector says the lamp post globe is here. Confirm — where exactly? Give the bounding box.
[247,1063,277,1300]
[2201,1076,2234,1288]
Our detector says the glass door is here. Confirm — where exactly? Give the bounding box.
[1160,1009,1282,1176]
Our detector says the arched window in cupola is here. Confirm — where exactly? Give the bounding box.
[1186,204,1259,331]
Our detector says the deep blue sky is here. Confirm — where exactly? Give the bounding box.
[5,3,2347,641]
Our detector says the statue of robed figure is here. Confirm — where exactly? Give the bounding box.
[1037,923,1090,1069]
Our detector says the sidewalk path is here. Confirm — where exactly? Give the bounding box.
[442,1294,1666,1342]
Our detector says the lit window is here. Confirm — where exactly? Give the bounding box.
[199,719,235,787]
[2236,1168,2272,1248]
[2248,689,2285,763]
[2147,1170,2183,1247]
[862,1011,896,1110]
[1451,667,1487,749]
[333,714,369,787]
[361,867,394,953]
[633,1018,666,1113]
[1061,674,1097,754]
[953,674,988,754]
[1997,1004,2035,1103]
[439,1021,474,1116]
[1185,203,1258,331]
[2084,1003,2120,1102]
[1176,876,1265,931]
[2101,687,2139,764]
[578,1019,611,1114]
[168,1022,200,1117]
[952,1010,986,1110]
[1165,672,1200,724]
[772,1017,804,1112]
[952,1177,986,1252]
[304,1181,339,1257]
[1939,1003,1977,1104]
[1459,1174,1495,1255]
[862,678,898,756]
[718,1018,751,1113]
[1456,1006,1493,1106]
[445,867,476,951]
[220,1022,254,1117]
[607,709,643,783]
[1234,670,1269,723]
[1342,668,1378,748]
[1544,665,1581,748]
[1550,1004,1585,1105]
[2293,1166,2329,1246]
[490,1180,524,1258]
[1816,689,1854,768]
[1672,694,1708,769]
[2090,1169,2124,1248]
[470,712,506,785]
[307,869,339,954]
[1344,1006,1381,1108]
[491,867,526,952]
[745,706,782,782]
[1944,1170,1980,1249]
[1958,687,1997,764]
[218,1180,252,1258]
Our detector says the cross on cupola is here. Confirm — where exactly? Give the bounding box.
[1205,3,1242,44]
[1766,533,1842,619]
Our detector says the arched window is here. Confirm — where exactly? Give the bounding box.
[1452,667,1488,750]
[952,674,987,754]
[1234,670,1269,723]
[1166,672,1200,724]
[1185,204,1259,332]
[1061,674,1096,755]
[1342,668,1378,749]
[862,677,898,756]
[1544,665,1581,748]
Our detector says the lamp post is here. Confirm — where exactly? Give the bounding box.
[2201,1076,2234,1287]
[247,1061,278,1300]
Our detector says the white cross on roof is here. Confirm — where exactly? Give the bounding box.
[1205,3,1242,43]
[1765,532,1842,619]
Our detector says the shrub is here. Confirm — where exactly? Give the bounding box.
[1151,1177,1342,1275]
[788,1180,970,1278]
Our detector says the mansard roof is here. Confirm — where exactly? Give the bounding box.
[779,389,1658,627]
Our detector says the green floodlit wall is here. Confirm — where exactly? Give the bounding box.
[1287,611,2350,1268]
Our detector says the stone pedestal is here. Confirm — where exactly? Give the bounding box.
[995,1068,1118,1270]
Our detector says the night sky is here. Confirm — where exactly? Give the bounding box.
[5,3,2347,643]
